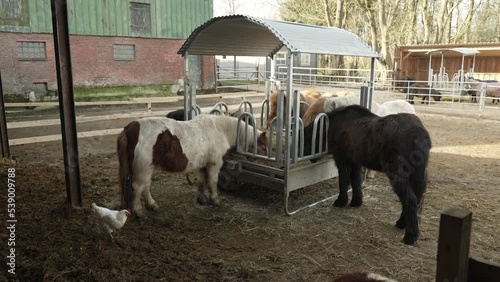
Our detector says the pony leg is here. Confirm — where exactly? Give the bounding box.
[196,168,210,205]
[333,160,351,207]
[143,177,159,212]
[207,162,223,206]
[349,164,363,207]
[403,186,419,245]
[131,174,150,217]
[394,189,406,230]
[392,178,419,245]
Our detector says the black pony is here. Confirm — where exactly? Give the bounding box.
[303,105,431,245]
[406,82,441,104]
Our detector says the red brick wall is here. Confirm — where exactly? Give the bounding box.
[0,32,215,94]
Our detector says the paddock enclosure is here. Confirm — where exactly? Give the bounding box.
[3,104,500,281]
[2,16,500,282]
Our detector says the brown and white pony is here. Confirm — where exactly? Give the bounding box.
[267,90,322,125]
[334,272,397,282]
[118,114,268,217]
[300,91,355,127]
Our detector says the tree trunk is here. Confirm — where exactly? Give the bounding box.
[420,0,433,44]
[334,0,345,28]
[322,0,333,27]
[455,0,475,43]
[434,0,449,43]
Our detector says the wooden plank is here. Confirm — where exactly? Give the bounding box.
[74,0,84,34]
[155,0,162,36]
[468,257,500,282]
[114,0,122,36]
[81,0,90,34]
[29,0,39,31]
[5,101,134,107]
[7,111,167,129]
[128,97,181,103]
[10,128,123,146]
[7,104,245,129]
[108,0,116,36]
[88,0,97,34]
[436,208,472,282]
[5,92,263,108]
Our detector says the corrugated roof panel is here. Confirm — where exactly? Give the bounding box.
[425,48,480,56]
[178,15,380,58]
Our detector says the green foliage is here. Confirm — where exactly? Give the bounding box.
[72,84,175,102]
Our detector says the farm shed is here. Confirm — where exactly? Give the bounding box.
[0,0,214,94]
[178,15,380,214]
[265,46,319,80]
[394,43,500,82]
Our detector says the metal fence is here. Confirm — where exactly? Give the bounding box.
[215,57,267,92]
[273,65,499,115]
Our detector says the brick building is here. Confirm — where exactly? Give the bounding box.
[0,0,215,94]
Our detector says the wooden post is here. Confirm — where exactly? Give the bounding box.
[436,208,472,282]
[468,257,500,282]
[51,0,82,207]
[0,70,11,158]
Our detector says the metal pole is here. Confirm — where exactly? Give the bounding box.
[283,50,294,213]
[471,55,476,77]
[428,53,433,83]
[183,51,189,121]
[0,70,11,158]
[51,0,82,207]
[460,54,465,89]
[214,57,218,94]
[233,55,237,78]
[368,57,376,110]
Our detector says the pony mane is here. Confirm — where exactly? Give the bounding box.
[206,115,262,146]
[327,104,375,119]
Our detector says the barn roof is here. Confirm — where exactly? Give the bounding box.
[178,15,380,58]
[397,43,500,57]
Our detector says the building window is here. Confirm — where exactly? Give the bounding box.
[17,41,46,60]
[113,44,135,61]
[276,52,286,65]
[300,53,311,66]
[0,0,29,26]
[130,2,151,34]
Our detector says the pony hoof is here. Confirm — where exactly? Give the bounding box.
[333,198,348,207]
[134,209,146,218]
[146,204,160,212]
[395,219,406,229]
[403,234,418,245]
[197,194,210,206]
[211,197,221,206]
[349,198,363,207]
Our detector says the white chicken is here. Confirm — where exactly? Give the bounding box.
[91,202,130,239]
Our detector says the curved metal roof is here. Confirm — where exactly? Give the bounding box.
[425,47,480,56]
[178,15,380,58]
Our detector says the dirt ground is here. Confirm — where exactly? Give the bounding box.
[1,100,500,281]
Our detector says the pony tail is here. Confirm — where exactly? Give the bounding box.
[410,139,431,207]
[117,129,133,209]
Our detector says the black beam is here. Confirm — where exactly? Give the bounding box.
[0,70,10,158]
[51,0,82,207]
